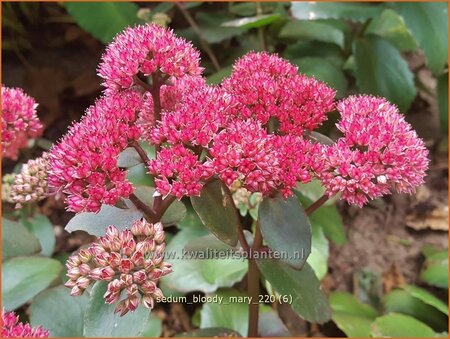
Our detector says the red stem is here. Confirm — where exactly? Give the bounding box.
[305,194,329,216]
[248,222,263,337]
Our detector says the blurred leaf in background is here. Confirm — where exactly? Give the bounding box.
[65,2,143,43]
[353,35,416,113]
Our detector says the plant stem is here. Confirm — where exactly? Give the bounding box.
[221,183,251,253]
[149,73,164,211]
[305,194,329,216]
[248,222,263,337]
[176,2,221,71]
[129,193,157,222]
[154,195,177,220]
[130,140,150,164]
[133,75,152,92]
[150,74,162,121]
[129,71,178,224]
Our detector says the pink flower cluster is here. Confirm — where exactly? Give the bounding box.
[316,95,429,206]
[49,23,429,210]
[48,90,144,212]
[150,84,236,147]
[210,120,319,197]
[65,219,172,316]
[98,23,202,94]
[1,86,43,160]
[137,76,207,141]
[148,144,213,199]
[2,309,49,338]
[222,52,336,136]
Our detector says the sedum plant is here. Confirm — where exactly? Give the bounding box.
[2,22,430,337]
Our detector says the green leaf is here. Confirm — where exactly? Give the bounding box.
[66,187,186,236]
[421,248,449,289]
[2,256,63,310]
[184,234,237,254]
[295,191,346,245]
[152,2,174,13]
[422,246,448,260]
[65,204,143,237]
[222,14,281,29]
[83,281,150,337]
[283,41,345,67]
[195,12,246,44]
[295,180,336,206]
[117,147,143,168]
[29,285,89,337]
[199,289,247,336]
[21,214,55,256]
[392,2,448,75]
[191,180,240,246]
[206,66,233,85]
[258,310,290,337]
[230,3,258,16]
[141,314,163,338]
[177,206,204,230]
[118,144,155,168]
[161,227,247,293]
[422,244,446,259]
[353,35,416,113]
[331,292,379,318]
[400,284,448,315]
[65,2,142,43]
[126,186,187,226]
[329,291,378,337]
[365,9,417,52]
[291,2,384,22]
[292,57,347,97]
[279,21,345,48]
[199,289,284,336]
[371,313,438,337]
[307,223,329,280]
[2,218,41,261]
[175,328,241,337]
[259,195,311,269]
[438,73,448,133]
[310,205,346,245]
[383,289,447,332]
[126,163,154,187]
[257,260,331,323]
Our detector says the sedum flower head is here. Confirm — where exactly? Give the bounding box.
[11,153,49,208]
[316,95,429,206]
[98,24,203,94]
[148,144,214,199]
[2,309,49,338]
[1,86,43,160]
[223,52,336,136]
[48,90,143,213]
[210,119,280,195]
[150,83,237,147]
[65,219,172,316]
[210,120,318,197]
[139,76,207,142]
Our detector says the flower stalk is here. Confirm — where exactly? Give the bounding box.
[248,222,263,337]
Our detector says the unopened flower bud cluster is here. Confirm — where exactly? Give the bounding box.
[10,152,49,208]
[65,219,171,316]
